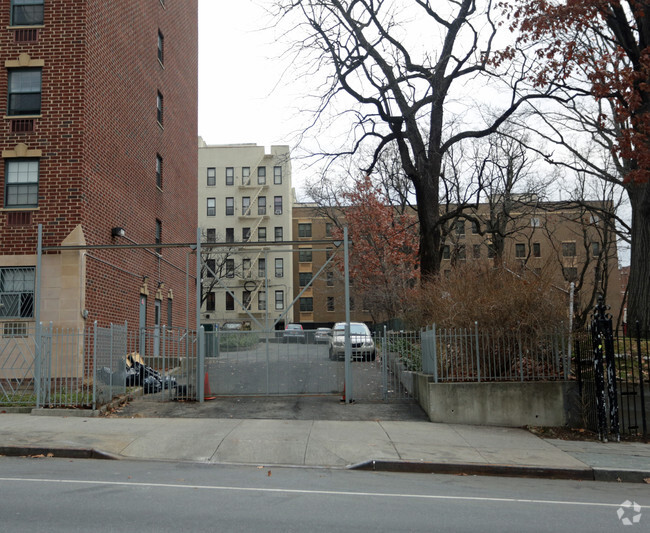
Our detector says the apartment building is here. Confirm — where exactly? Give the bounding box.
[0,1,199,333]
[198,140,295,330]
[292,201,622,327]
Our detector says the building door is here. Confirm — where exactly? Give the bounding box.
[154,299,161,357]
[139,295,147,356]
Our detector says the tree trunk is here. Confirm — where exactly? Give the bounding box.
[413,172,442,279]
[625,181,650,332]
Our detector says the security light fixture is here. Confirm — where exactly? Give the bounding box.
[111,227,125,238]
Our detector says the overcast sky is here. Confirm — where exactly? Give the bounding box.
[198,1,301,149]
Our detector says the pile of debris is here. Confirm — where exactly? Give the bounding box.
[125,352,176,394]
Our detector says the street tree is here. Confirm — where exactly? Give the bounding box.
[331,175,419,322]
[507,0,650,329]
[275,0,556,279]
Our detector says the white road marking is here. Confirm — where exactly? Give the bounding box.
[0,476,647,509]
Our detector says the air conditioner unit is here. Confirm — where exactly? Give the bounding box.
[275,209,282,215]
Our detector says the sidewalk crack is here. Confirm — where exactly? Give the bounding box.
[303,420,315,465]
[377,421,402,460]
[209,419,244,462]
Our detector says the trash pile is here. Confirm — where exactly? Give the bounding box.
[125,352,176,394]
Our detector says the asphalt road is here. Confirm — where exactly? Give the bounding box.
[0,457,647,532]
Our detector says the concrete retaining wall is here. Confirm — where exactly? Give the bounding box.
[414,375,578,427]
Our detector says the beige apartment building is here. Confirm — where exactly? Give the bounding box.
[198,140,295,331]
[292,201,622,329]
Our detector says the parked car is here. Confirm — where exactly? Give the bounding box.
[314,327,331,344]
[329,322,376,361]
[283,323,306,343]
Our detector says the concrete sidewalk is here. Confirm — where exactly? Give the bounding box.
[1,412,649,483]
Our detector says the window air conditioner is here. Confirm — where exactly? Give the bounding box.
[275,209,282,215]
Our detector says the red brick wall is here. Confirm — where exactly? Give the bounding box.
[0,0,198,329]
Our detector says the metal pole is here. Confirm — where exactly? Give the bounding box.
[344,227,352,403]
[265,249,270,395]
[35,225,43,407]
[196,228,203,401]
[475,321,481,383]
[636,321,647,436]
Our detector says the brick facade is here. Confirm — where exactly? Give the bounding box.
[0,0,198,330]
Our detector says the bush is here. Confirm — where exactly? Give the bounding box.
[406,262,567,335]
[219,331,259,351]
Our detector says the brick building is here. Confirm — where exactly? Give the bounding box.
[0,1,198,333]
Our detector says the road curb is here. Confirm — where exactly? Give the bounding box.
[0,446,121,461]
[348,459,650,483]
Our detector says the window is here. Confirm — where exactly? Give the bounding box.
[457,245,466,260]
[455,220,465,236]
[242,196,250,215]
[257,166,266,184]
[226,167,234,186]
[531,217,540,228]
[258,227,266,242]
[155,219,162,254]
[0,267,34,318]
[275,258,284,278]
[241,258,251,278]
[156,154,163,188]
[5,159,38,207]
[206,228,216,243]
[326,271,334,286]
[487,243,496,258]
[242,167,250,186]
[515,243,525,258]
[226,259,234,278]
[243,290,251,310]
[273,166,282,184]
[300,297,313,312]
[275,290,284,310]
[471,220,480,234]
[592,241,600,257]
[533,242,541,258]
[206,292,215,312]
[206,259,215,277]
[442,245,450,260]
[225,292,234,311]
[11,0,44,26]
[326,248,333,260]
[225,197,234,216]
[206,198,216,216]
[473,244,481,259]
[156,91,163,125]
[8,68,41,115]
[327,297,334,312]
[167,298,172,328]
[299,249,312,262]
[325,223,333,237]
[349,297,355,311]
[225,228,234,243]
[274,196,283,215]
[258,258,266,278]
[258,291,266,311]
[157,30,164,64]
[562,242,577,257]
[258,196,266,215]
[242,227,250,242]
[207,167,216,186]
[299,272,312,287]
[274,226,283,242]
[298,223,312,238]
[563,267,578,282]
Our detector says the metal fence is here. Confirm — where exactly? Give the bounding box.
[574,321,648,438]
[421,323,569,382]
[0,322,198,409]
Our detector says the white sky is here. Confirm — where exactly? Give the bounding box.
[198,1,303,153]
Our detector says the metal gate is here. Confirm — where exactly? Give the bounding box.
[204,326,415,401]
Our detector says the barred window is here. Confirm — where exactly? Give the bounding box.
[0,267,35,318]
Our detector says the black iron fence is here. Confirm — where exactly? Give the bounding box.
[574,299,648,440]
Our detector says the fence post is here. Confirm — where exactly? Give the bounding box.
[636,321,647,436]
[198,326,205,403]
[432,324,438,383]
[475,321,480,383]
[519,328,524,382]
[35,321,42,409]
[92,320,98,411]
[382,325,388,401]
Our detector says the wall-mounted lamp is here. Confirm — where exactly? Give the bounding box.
[111,227,125,238]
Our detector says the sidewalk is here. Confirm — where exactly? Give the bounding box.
[1,411,649,483]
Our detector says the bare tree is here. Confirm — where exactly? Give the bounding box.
[200,230,240,308]
[275,0,557,278]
